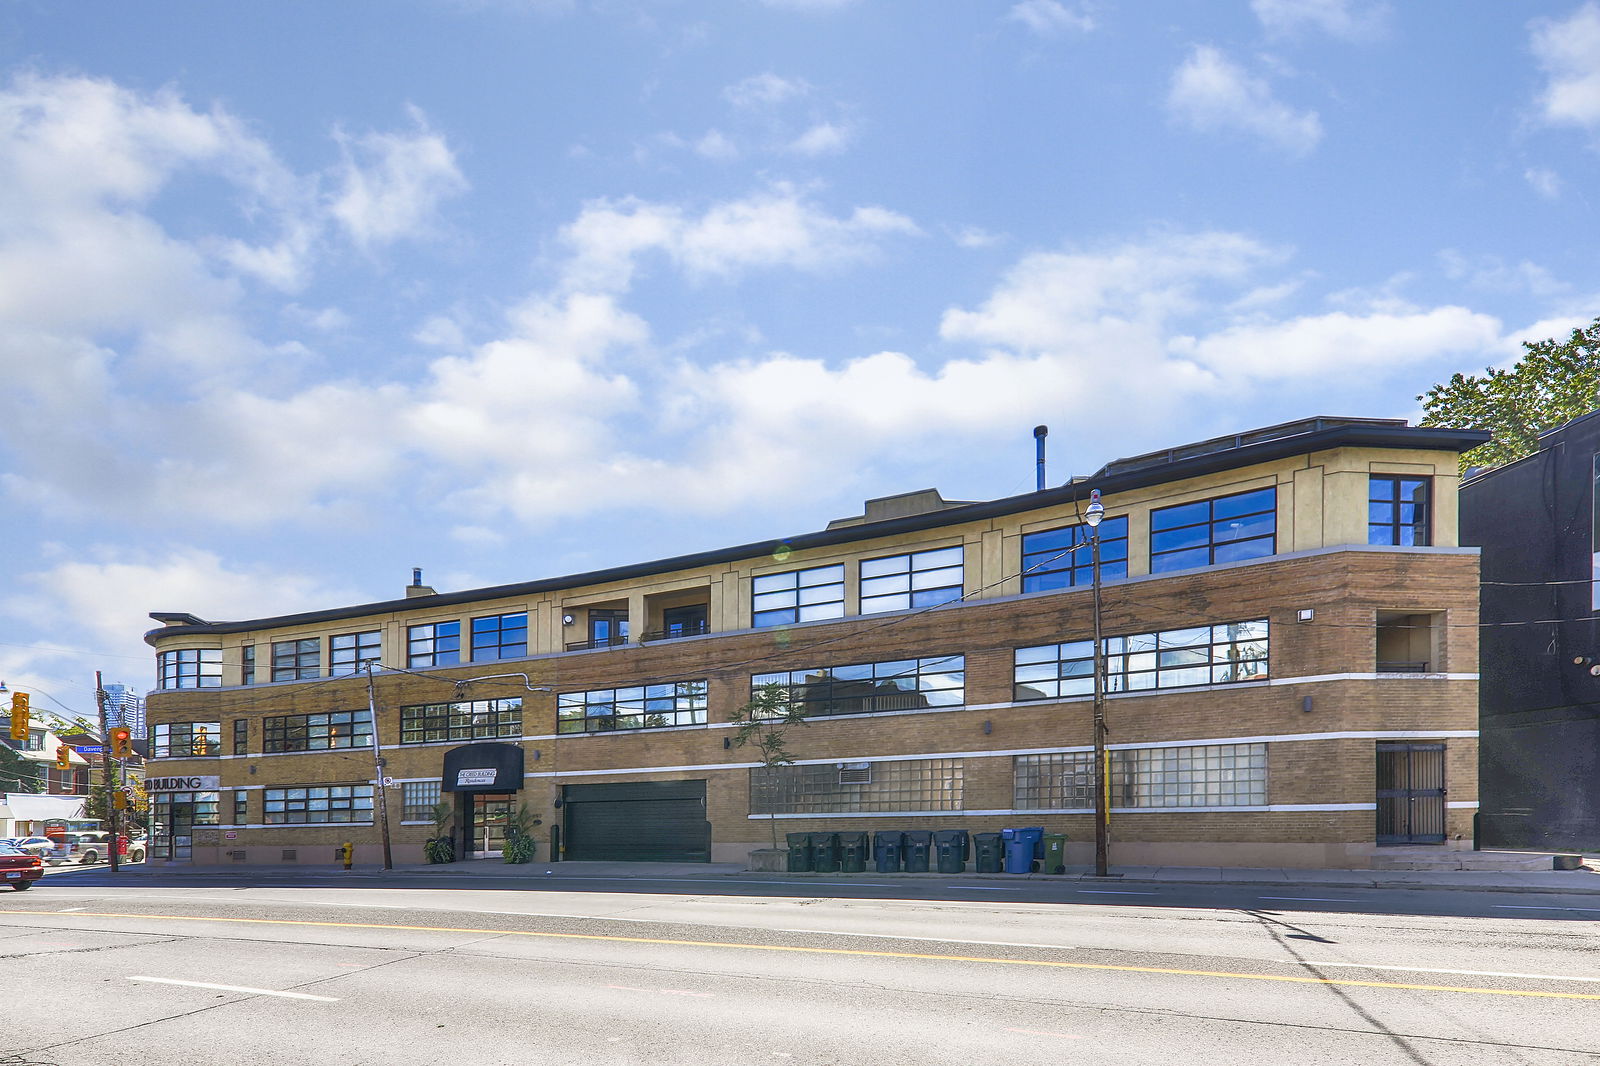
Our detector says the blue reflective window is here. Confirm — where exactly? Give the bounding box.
[1367,476,1430,547]
[471,612,527,661]
[1022,516,1129,592]
[1150,488,1276,573]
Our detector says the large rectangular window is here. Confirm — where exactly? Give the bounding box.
[1015,743,1267,809]
[263,785,374,824]
[157,649,222,690]
[471,612,527,662]
[330,630,382,675]
[1150,487,1276,572]
[270,638,321,682]
[1014,620,1268,700]
[399,698,523,745]
[402,781,442,822]
[262,710,373,753]
[150,722,222,758]
[860,547,964,614]
[1368,476,1431,546]
[407,621,461,668]
[754,656,965,718]
[556,681,707,734]
[751,565,845,628]
[1021,517,1130,592]
[751,758,964,814]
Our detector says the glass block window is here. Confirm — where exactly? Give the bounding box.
[471,612,528,662]
[1368,476,1431,547]
[241,645,255,686]
[556,682,707,734]
[150,722,222,758]
[1015,743,1268,809]
[752,565,845,628]
[407,621,461,668]
[270,638,321,682]
[1014,620,1269,700]
[232,718,249,756]
[754,656,965,718]
[751,758,964,814]
[1022,517,1130,592]
[860,547,964,614]
[399,698,523,745]
[262,710,373,753]
[233,790,248,823]
[263,785,375,824]
[157,648,222,690]
[1150,487,1276,573]
[330,630,382,675]
[402,781,442,822]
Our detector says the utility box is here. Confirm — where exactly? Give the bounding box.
[786,832,813,873]
[837,831,868,873]
[873,830,905,873]
[903,830,934,873]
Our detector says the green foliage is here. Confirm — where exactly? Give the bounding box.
[424,800,455,863]
[503,835,536,863]
[502,803,541,863]
[728,683,808,849]
[424,836,455,864]
[1420,317,1600,472]
[429,800,454,835]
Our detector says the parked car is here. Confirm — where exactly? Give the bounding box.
[4,837,57,860]
[0,841,44,890]
[50,832,143,865]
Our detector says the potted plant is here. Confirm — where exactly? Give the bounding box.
[424,800,455,864]
[503,803,541,864]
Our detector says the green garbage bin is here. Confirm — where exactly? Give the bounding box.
[973,832,1003,873]
[838,831,868,873]
[810,832,841,873]
[1041,833,1068,874]
[786,832,813,873]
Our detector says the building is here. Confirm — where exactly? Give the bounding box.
[1462,409,1600,850]
[142,416,1487,869]
[0,714,90,837]
[100,683,146,737]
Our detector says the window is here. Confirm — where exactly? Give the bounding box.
[402,781,442,821]
[407,621,460,668]
[263,785,374,824]
[752,564,845,628]
[1013,620,1268,700]
[751,759,964,814]
[21,730,44,752]
[150,790,219,825]
[1376,611,1440,673]
[556,681,707,734]
[241,645,255,686]
[1014,744,1267,809]
[1368,476,1431,546]
[271,638,321,682]
[151,722,222,758]
[399,698,523,745]
[1022,517,1130,592]
[263,710,373,753]
[1150,487,1276,572]
[860,547,963,614]
[754,656,965,718]
[471,613,527,662]
[233,791,249,823]
[330,630,382,674]
[157,648,222,690]
[232,718,249,756]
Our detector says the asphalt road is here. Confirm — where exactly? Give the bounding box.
[4,873,1599,1064]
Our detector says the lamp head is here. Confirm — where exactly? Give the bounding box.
[1084,489,1104,529]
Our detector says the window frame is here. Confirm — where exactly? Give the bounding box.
[1021,516,1130,592]
[270,638,321,682]
[751,564,845,628]
[556,681,708,734]
[262,710,374,753]
[1150,487,1277,573]
[150,722,223,758]
[402,781,442,822]
[407,621,461,668]
[240,645,255,686]
[754,655,966,719]
[262,784,375,825]
[1013,619,1269,701]
[157,648,222,690]
[471,612,528,662]
[399,698,523,745]
[232,718,249,756]
[1367,475,1432,547]
[329,630,383,675]
[859,546,965,615]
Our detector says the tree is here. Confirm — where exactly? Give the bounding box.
[0,741,40,794]
[1420,317,1600,471]
[728,682,809,851]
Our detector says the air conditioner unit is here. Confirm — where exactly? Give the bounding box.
[838,761,872,785]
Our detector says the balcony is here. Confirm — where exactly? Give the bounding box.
[642,621,711,643]
[564,634,631,653]
[1378,660,1430,673]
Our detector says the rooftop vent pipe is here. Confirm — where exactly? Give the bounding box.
[1033,425,1048,492]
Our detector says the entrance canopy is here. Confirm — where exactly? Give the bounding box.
[441,742,524,795]
[1,793,86,821]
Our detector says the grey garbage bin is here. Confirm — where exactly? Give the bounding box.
[873,831,904,873]
[904,830,933,873]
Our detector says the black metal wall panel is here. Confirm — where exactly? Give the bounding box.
[562,780,711,862]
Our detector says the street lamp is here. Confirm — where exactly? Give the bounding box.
[1084,489,1110,877]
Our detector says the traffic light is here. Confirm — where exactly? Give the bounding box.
[54,744,71,770]
[110,727,133,758]
[112,792,128,810]
[8,691,28,741]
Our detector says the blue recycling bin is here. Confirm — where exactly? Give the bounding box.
[1004,836,1035,874]
[1017,826,1046,859]
[873,830,904,873]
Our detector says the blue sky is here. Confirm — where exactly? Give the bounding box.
[1,0,1597,719]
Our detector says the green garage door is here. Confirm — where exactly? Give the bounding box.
[562,780,711,862]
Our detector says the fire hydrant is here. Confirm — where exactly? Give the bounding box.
[338,841,354,870]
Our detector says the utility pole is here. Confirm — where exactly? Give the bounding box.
[94,671,120,875]
[1085,490,1110,878]
[365,662,394,871]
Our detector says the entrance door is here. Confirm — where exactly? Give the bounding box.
[661,605,708,639]
[589,609,629,649]
[1376,742,1446,844]
[473,796,511,856]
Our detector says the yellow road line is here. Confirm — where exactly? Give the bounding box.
[7,909,1599,1002]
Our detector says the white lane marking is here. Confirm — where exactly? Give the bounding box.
[127,976,338,1001]
[57,907,87,912]
[519,877,898,888]
[1076,889,1158,895]
[777,929,1074,951]
[1312,962,1600,983]
[1258,896,1360,903]
[949,885,1022,891]
[1493,905,1600,913]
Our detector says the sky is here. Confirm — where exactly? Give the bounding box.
[1,0,1597,721]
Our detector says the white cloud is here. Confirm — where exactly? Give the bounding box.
[1167,45,1322,156]
[1530,3,1600,130]
[723,73,810,110]
[1009,0,1095,36]
[787,121,852,156]
[1251,0,1388,41]
[951,225,1004,249]
[1525,167,1563,198]
[694,128,739,160]
[328,105,467,249]
[754,0,858,10]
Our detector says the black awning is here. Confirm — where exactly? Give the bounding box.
[441,742,525,794]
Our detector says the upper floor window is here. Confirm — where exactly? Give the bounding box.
[158,648,222,690]
[1013,619,1269,700]
[271,638,320,682]
[1150,487,1276,573]
[263,784,373,824]
[20,729,45,752]
[754,656,965,718]
[263,710,373,753]
[1368,476,1431,547]
[151,722,222,758]
[557,681,707,734]
[1022,517,1130,592]
[471,613,527,662]
[860,547,963,615]
[399,698,523,745]
[752,564,845,628]
[408,621,460,668]
[330,631,382,675]
[241,645,255,686]
[232,718,249,756]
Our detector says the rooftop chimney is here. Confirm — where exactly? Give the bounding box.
[406,567,436,598]
[1033,425,1048,492]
